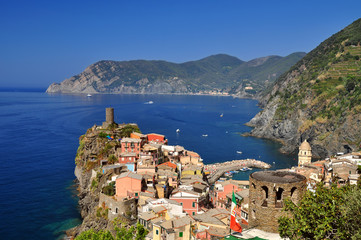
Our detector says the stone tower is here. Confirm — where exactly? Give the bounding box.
[249,171,307,232]
[102,107,115,128]
[298,140,312,166]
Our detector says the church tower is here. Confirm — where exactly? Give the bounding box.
[298,140,312,166]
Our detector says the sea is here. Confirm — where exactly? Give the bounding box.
[0,90,297,239]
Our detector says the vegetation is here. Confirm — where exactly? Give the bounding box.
[56,53,304,95]
[265,18,361,148]
[75,222,148,240]
[278,183,361,239]
[120,124,141,138]
[103,181,115,196]
[99,132,108,138]
[108,154,117,164]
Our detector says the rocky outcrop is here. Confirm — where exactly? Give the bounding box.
[67,124,139,237]
[247,18,361,158]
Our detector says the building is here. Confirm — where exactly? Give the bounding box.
[153,216,193,240]
[119,153,137,172]
[298,140,312,166]
[130,132,147,147]
[120,138,141,156]
[170,189,205,216]
[147,133,167,144]
[115,172,144,199]
[192,208,230,239]
[249,171,307,233]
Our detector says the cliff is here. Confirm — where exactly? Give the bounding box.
[67,124,140,237]
[46,53,305,96]
[247,18,361,158]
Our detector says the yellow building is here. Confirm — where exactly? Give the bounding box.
[298,140,312,166]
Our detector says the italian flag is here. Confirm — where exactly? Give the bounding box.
[230,191,242,233]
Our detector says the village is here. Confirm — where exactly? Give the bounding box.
[80,108,361,240]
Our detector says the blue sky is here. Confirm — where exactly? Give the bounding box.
[1,0,360,88]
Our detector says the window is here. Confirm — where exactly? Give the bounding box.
[135,192,138,197]
[156,230,159,235]
[180,202,183,206]
[192,202,195,207]
[192,212,195,216]
[179,232,183,237]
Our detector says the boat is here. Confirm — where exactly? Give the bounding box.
[224,171,232,177]
[240,167,251,172]
[176,129,180,133]
[202,134,208,137]
[87,94,92,97]
[144,101,154,104]
[220,113,224,117]
[236,151,242,154]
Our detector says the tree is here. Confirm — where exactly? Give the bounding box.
[75,223,148,240]
[340,187,361,239]
[278,183,350,239]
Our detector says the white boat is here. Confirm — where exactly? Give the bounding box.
[145,101,154,104]
[220,113,224,117]
[176,129,180,133]
[202,134,208,137]
[237,151,242,154]
[87,94,92,97]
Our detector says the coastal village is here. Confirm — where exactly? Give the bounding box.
[72,107,361,240]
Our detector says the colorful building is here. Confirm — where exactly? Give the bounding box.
[170,189,204,216]
[115,172,144,198]
[147,133,167,144]
[120,138,141,156]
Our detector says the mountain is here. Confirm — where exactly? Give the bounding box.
[46,53,305,96]
[247,18,361,158]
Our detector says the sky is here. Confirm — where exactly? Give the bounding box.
[1,0,361,88]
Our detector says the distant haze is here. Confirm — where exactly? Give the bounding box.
[0,0,360,88]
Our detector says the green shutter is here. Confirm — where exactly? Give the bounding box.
[192,202,195,207]
[179,232,183,237]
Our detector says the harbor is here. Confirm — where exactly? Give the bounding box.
[205,159,271,184]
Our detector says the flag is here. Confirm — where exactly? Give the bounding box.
[230,191,242,233]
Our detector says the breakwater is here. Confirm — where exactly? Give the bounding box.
[205,159,271,184]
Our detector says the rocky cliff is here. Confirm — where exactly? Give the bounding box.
[67,124,140,237]
[247,18,361,158]
[46,53,305,96]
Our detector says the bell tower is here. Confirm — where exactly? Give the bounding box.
[298,139,312,166]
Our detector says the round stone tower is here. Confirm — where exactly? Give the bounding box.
[298,140,312,167]
[249,171,307,233]
[102,107,115,128]
[106,107,114,124]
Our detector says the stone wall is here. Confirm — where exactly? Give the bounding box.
[99,193,137,221]
[249,171,307,233]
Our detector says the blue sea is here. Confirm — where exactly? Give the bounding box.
[0,91,296,239]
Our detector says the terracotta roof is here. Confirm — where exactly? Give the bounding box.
[158,161,177,169]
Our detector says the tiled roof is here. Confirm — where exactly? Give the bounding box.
[158,161,177,169]
[116,171,143,180]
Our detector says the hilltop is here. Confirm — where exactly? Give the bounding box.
[247,18,361,157]
[46,53,305,97]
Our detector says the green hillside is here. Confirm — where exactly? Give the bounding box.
[250,18,361,156]
[47,53,305,95]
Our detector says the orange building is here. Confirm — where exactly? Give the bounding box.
[115,172,144,198]
[147,133,167,144]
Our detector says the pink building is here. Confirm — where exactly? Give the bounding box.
[115,172,144,198]
[170,189,202,216]
[121,138,141,156]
